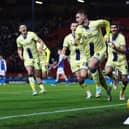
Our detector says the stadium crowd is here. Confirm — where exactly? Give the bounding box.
[0,15,129,76]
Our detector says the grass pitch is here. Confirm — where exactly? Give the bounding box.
[0,83,129,129]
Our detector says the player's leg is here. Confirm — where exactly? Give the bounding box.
[41,64,49,79]
[75,70,89,98]
[0,75,5,85]
[92,70,102,98]
[80,69,92,98]
[105,65,115,82]
[34,59,46,94]
[118,64,128,100]
[88,57,98,73]
[105,60,119,90]
[89,56,112,101]
[98,67,112,101]
[55,73,59,83]
[120,75,128,100]
[25,66,37,96]
[112,69,119,90]
[35,69,46,93]
[55,68,62,83]
[63,73,69,84]
[42,71,47,79]
[0,75,2,85]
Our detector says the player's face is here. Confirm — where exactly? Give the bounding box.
[19,25,27,35]
[111,25,118,35]
[75,13,85,25]
[70,23,78,32]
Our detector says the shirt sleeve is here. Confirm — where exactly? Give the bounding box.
[63,36,69,48]
[95,20,110,37]
[75,26,83,40]
[32,32,39,41]
[16,37,22,48]
[45,48,51,63]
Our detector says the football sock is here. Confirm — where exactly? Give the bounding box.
[28,75,36,92]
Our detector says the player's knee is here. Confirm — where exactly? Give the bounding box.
[90,68,97,73]
[28,74,34,77]
[89,64,97,73]
[106,72,112,77]
[122,78,128,85]
[79,79,85,85]
[42,73,47,79]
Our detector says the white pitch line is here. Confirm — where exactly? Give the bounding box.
[0,103,125,120]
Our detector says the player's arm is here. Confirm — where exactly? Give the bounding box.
[16,38,23,60]
[62,47,67,55]
[75,26,83,44]
[53,61,60,69]
[3,59,7,72]
[112,35,126,54]
[111,43,126,54]
[32,32,46,49]
[37,38,46,48]
[53,55,65,68]
[45,48,51,65]
[62,35,69,55]
[97,20,110,42]
[17,47,23,60]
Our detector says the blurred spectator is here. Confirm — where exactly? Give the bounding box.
[0,55,7,85]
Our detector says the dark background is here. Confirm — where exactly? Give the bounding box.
[0,0,129,74]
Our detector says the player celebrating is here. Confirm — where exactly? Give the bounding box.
[16,24,46,96]
[37,42,51,79]
[75,9,112,101]
[105,23,128,100]
[62,22,92,98]
[63,22,103,98]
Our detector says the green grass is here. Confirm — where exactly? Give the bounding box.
[0,83,129,129]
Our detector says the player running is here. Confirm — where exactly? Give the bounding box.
[75,9,112,101]
[62,22,92,98]
[105,23,128,100]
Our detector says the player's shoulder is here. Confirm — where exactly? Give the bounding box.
[77,25,83,29]
[28,31,35,35]
[65,33,72,39]
[118,33,125,38]
[76,25,84,32]
[90,19,108,25]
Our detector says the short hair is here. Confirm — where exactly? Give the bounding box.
[111,22,119,28]
[71,20,77,24]
[76,9,88,16]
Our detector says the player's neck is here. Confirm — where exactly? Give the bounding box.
[112,32,118,37]
[22,32,28,39]
[112,32,118,40]
[84,19,89,26]
[72,32,75,38]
